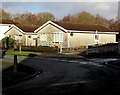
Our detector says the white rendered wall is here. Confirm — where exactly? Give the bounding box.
[0,24,13,40]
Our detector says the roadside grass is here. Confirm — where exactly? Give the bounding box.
[2,64,36,88]
[5,51,41,56]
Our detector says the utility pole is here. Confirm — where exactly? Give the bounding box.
[60,42,62,53]
[14,40,18,73]
[118,39,120,54]
[14,55,17,73]
[6,37,9,49]
[19,43,22,52]
[86,42,88,55]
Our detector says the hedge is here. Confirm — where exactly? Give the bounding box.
[17,46,58,53]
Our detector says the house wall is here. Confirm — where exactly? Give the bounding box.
[25,34,37,46]
[37,24,67,47]
[0,24,12,40]
[4,27,26,45]
[69,33,94,48]
[99,34,116,44]
[4,27,37,46]
[37,24,117,48]
[69,32,116,48]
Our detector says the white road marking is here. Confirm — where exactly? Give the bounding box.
[36,56,118,67]
[50,81,90,86]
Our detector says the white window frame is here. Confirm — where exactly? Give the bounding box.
[40,33,47,41]
[52,33,63,42]
[15,35,22,43]
[15,35,22,40]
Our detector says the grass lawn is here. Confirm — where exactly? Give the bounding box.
[5,51,41,56]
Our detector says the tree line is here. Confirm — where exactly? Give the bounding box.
[0,9,120,31]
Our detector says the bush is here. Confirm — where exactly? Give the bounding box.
[2,37,14,48]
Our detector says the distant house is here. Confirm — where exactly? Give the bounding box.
[0,19,18,40]
[4,25,39,46]
[0,24,13,40]
[35,21,119,49]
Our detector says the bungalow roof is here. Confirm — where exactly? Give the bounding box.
[52,21,116,32]
[0,19,18,24]
[16,25,39,33]
[4,25,39,35]
[1,19,39,33]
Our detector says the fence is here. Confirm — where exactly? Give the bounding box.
[16,46,58,53]
[58,42,75,53]
[86,43,118,55]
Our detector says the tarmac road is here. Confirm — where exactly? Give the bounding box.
[2,55,120,95]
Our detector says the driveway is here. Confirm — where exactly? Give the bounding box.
[2,55,120,95]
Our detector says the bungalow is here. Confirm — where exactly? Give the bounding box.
[0,24,13,40]
[35,21,119,49]
[4,25,39,46]
[0,19,18,40]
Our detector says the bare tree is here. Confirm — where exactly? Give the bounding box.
[37,12,55,25]
[0,9,11,20]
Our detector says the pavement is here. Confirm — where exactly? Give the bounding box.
[2,55,28,70]
[2,54,120,95]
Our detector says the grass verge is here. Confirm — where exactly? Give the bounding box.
[5,51,41,56]
[2,64,36,88]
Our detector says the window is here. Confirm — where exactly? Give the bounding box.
[40,33,47,41]
[15,35,22,40]
[95,34,99,41]
[52,33,63,42]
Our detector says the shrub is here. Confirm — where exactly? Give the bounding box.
[16,46,58,53]
[2,37,14,48]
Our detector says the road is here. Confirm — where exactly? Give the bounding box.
[2,55,120,95]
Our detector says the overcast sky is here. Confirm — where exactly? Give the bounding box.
[1,0,120,20]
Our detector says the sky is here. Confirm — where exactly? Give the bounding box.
[1,0,120,20]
